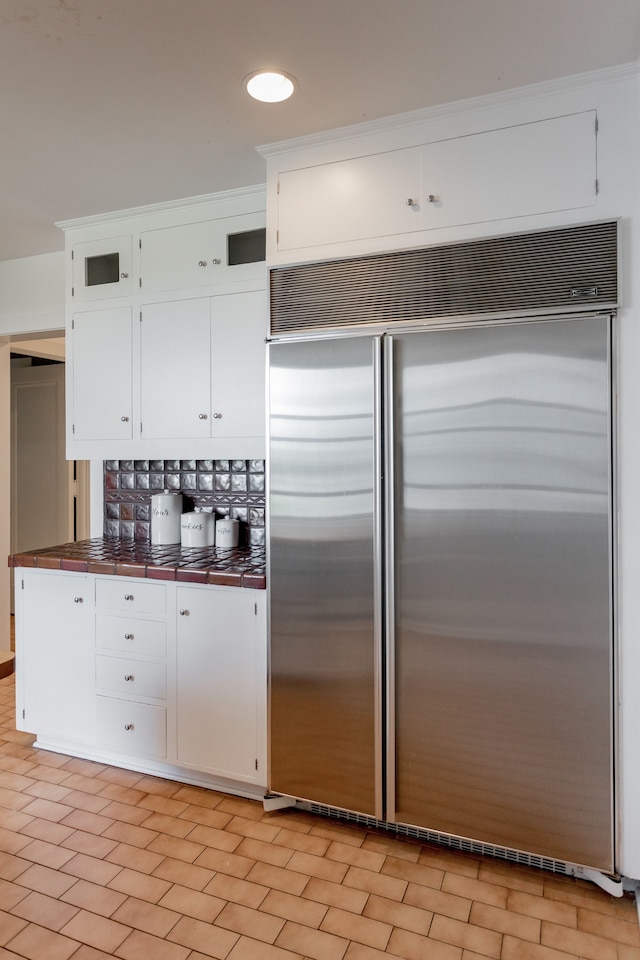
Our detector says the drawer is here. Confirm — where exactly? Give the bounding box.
[95,655,166,699]
[95,696,166,757]
[96,615,167,658]
[96,578,166,615]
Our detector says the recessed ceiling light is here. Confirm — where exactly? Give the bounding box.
[244,70,296,103]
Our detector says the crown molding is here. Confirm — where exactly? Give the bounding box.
[257,61,639,158]
[56,183,266,231]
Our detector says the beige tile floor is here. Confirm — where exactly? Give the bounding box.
[0,673,638,959]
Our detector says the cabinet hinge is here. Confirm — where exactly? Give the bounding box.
[139,238,142,249]
[22,709,25,720]
[71,286,75,297]
[255,758,258,770]
[139,277,142,288]
[277,180,280,195]
[254,602,257,616]
[276,230,279,244]
[71,318,75,330]
[21,578,24,590]
[71,249,74,259]
[139,311,142,322]
[595,116,599,135]
[140,422,143,435]
[595,179,599,195]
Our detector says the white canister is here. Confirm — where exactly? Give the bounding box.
[150,491,183,545]
[181,509,215,548]
[216,517,239,549]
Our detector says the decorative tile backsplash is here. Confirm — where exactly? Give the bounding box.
[104,460,266,545]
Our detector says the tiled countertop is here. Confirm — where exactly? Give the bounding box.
[8,538,266,589]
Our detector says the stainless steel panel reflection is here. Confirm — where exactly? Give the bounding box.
[392,317,613,869]
[268,336,379,816]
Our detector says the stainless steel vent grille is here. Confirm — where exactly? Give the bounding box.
[270,221,618,335]
[300,801,573,876]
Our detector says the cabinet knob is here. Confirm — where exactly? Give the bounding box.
[198,413,208,420]
[212,412,222,420]
[426,194,436,203]
[120,272,129,279]
[121,416,129,422]
[124,674,134,682]
[124,594,134,601]
[179,609,189,616]
[405,198,416,206]
[124,633,134,640]
[124,723,134,731]
[211,258,221,265]
[73,596,83,603]
[198,260,207,267]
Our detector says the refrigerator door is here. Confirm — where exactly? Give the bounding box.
[269,336,382,817]
[390,316,613,869]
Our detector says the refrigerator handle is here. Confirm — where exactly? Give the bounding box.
[382,334,397,824]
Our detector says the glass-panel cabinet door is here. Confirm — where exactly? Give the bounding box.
[71,235,132,302]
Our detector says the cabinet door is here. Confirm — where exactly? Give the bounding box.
[140,298,211,439]
[420,111,597,230]
[140,212,266,294]
[72,235,132,302]
[16,571,92,744]
[140,221,210,294]
[276,147,421,251]
[210,289,267,440]
[71,307,133,440]
[176,587,261,782]
[210,212,266,285]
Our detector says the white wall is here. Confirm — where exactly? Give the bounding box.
[0,251,65,646]
[0,251,65,335]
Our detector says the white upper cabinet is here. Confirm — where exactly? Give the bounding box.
[140,211,266,294]
[272,111,597,259]
[419,111,596,231]
[70,306,133,441]
[72,235,132,302]
[140,298,212,440]
[61,188,267,459]
[210,288,267,442]
[277,147,421,250]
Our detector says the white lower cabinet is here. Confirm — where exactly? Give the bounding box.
[93,578,171,760]
[15,569,266,792]
[176,585,266,784]
[15,570,94,746]
[95,696,167,758]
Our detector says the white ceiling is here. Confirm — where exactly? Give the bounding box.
[1,0,639,263]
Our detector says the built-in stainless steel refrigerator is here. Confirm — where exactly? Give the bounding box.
[268,314,614,872]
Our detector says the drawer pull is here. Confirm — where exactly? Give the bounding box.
[124,674,134,682]
[124,723,134,731]
[124,633,134,640]
[124,594,134,601]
